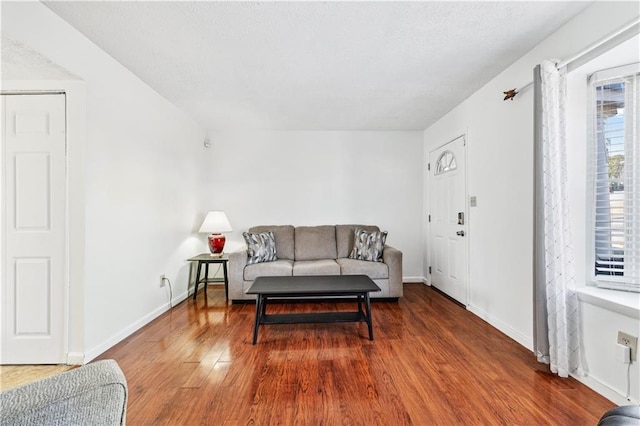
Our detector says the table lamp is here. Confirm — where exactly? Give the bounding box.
[199,211,232,256]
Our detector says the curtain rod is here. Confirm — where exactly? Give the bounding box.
[503,17,640,101]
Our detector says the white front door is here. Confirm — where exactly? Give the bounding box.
[1,94,67,364]
[429,135,468,305]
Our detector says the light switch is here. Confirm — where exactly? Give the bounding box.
[470,196,477,207]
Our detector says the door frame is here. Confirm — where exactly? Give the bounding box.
[2,80,87,364]
[426,133,470,306]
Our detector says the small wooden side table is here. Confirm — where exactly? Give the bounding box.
[187,253,230,300]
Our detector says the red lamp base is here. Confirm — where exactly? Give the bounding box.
[208,233,226,256]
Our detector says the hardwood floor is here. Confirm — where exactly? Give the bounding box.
[97,284,613,425]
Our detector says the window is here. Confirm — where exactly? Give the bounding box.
[589,63,640,292]
[435,150,457,175]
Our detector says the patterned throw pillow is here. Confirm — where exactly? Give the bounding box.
[243,231,278,264]
[348,228,388,262]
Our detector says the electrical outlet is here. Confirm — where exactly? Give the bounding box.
[617,331,637,361]
[160,274,167,287]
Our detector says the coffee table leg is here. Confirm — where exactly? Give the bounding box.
[252,294,263,345]
[365,292,374,340]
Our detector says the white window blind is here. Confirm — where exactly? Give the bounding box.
[589,63,640,292]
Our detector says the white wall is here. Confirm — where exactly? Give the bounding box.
[423,2,639,403]
[204,130,424,280]
[2,2,207,361]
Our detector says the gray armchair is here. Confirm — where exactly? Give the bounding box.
[0,359,127,426]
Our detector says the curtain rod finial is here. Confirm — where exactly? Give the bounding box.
[503,89,518,101]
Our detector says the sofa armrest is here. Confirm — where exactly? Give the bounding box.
[0,359,127,426]
[383,245,403,298]
[228,248,249,300]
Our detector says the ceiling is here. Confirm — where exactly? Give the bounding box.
[44,1,592,131]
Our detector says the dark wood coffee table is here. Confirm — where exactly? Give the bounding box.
[246,275,381,344]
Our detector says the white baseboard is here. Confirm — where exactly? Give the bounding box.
[171,290,189,308]
[402,276,424,283]
[84,291,189,362]
[467,304,533,351]
[571,371,639,405]
[66,352,84,365]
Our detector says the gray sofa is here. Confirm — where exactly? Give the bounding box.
[229,224,403,301]
[0,359,127,426]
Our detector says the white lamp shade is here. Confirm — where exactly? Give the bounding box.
[199,211,232,233]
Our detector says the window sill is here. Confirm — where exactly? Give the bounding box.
[576,287,640,319]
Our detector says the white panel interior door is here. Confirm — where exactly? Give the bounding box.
[1,94,67,364]
[429,135,468,305]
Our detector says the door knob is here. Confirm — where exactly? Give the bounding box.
[456,230,465,236]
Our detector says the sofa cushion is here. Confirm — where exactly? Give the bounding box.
[349,228,388,262]
[336,258,389,279]
[294,226,337,260]
[293,260,341,276]
[249,225,295,260]
[243,231,277,264]
[244,259,294,281]
[336,224,381,258]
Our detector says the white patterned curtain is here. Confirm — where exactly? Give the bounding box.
[533,60,585,378]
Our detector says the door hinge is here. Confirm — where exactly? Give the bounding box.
[427,163,431,171]
[428,266,432,274]
[428,214,431,222]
